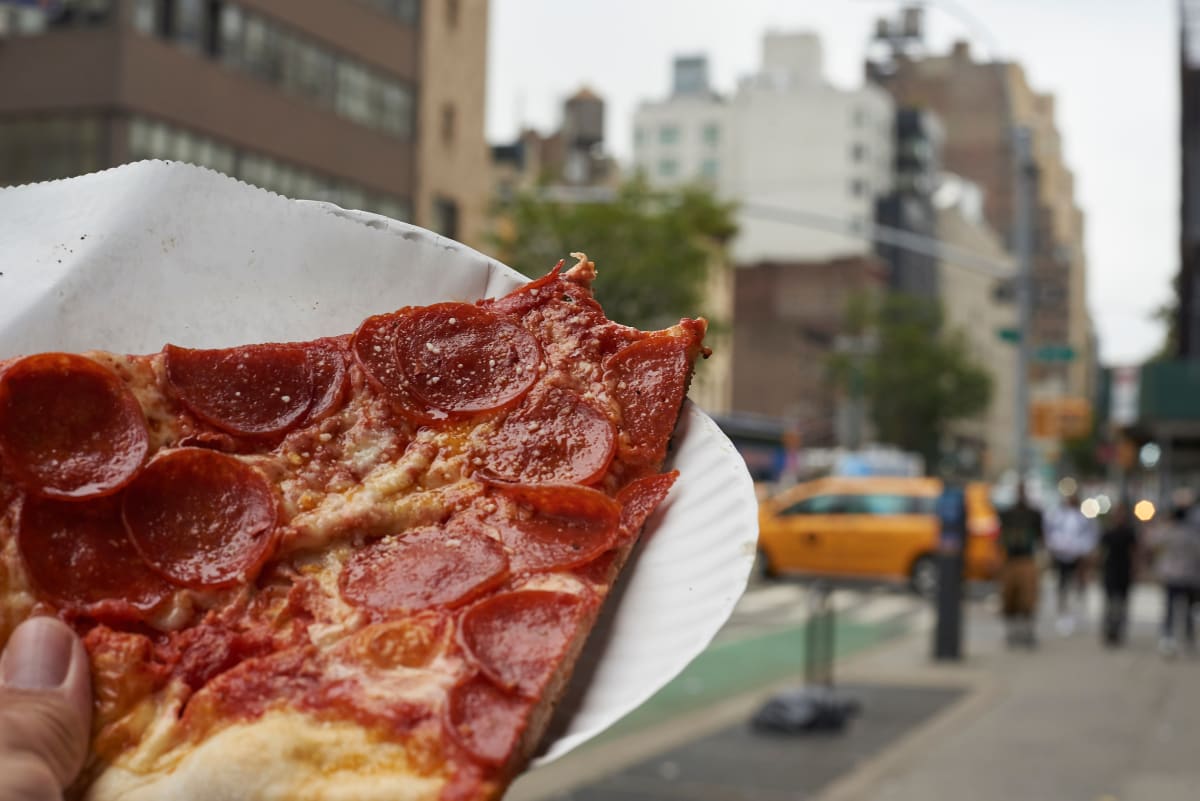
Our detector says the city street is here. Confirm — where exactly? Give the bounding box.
[511,580,1200,801]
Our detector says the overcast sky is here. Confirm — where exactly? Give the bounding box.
[486,0,1175,366]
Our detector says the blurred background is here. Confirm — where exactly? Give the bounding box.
[2,1,1198,799]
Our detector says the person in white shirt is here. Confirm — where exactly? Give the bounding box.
[1148,502,1200,656]
[1043,491,1100,634]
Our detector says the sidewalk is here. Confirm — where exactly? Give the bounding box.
[822,583,1200,801]
[511,583,1200,801]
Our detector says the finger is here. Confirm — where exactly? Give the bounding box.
[0,617,93,796]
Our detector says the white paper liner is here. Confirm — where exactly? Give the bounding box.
[0,161,759,765]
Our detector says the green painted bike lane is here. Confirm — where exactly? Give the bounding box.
[592,616,908,743]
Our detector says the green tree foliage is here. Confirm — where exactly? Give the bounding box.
[833,293,994,469]
[491,179,737,330]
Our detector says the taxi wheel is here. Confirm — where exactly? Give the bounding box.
[910,555,938,598]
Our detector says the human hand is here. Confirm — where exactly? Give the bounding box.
[0,617,92,801]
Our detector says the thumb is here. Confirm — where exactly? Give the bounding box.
[0,617,92,801]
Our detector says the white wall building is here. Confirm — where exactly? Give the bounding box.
[633,32,895,264]
[936,177,1019,479]
[633,55,729,191]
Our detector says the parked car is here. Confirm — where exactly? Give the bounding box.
[757,476,1001,595]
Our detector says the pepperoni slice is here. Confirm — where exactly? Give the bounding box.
[351,311,445,424]
[459,590,586,698]
[483,483,620,572]
[478,386,615,485]
[606,336,691,466]
[17,495,171,618]
[482,261,564,319]
[303,339,349,424]
[122,448,278,589]
[0,353,149,500]
[445,674,531,767]
[338,520,509,614]
[616,471,678,540]
[393,303,541,416]
[164,343,313,437]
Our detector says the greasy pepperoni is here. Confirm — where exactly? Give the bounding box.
[351,311,443,424]
[606,336,690,466]
[459,590,586,698]
[122,448,278,589]
[0,353,149,500]
[482,261,564,319]
[478,386,616,485]
[303,339,348,424]
[17,495,171,618]
[445,674,531,767]
[616,470,678,540]
[394,303,541,416]
[338,520,509,614]
[164,343,313,437]
[484,483,620,572]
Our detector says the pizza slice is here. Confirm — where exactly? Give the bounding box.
[0,254,707,801]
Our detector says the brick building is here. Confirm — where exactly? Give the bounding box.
[0,0,490,247]
[869,40,1095,401]
[731,257,887,447]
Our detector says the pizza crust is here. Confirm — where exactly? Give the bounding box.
[85,711,450,801]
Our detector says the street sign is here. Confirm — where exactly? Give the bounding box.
[1034,344,1076,362]
[996,327,1021,344]
[1030,397,1092,439]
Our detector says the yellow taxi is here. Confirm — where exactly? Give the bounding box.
[756,476,1001,595]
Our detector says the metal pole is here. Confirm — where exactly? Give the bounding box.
[1012,127,1036,483]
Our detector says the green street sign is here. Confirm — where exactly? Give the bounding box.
[997,327,1021,344]
[1034,344,1076,362]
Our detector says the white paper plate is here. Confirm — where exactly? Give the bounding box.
[0,161,759,764]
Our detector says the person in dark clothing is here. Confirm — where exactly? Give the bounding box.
[1099,504,1138,647]
[998,485,1043,648]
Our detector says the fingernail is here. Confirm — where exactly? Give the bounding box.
[1,617,74,690]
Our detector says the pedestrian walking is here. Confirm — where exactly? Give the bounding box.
[1148,501,1200,657]
[1044,491,1100,635]
[998,484,1042,648]
[1099,503,1138,647]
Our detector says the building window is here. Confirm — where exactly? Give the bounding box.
[700,158,719,181]
[358,0,419,24]
[658,158,678,179]
[131,0,158,35]
[634,127,645,148]
[850,179,867,197]
[434,197,460,240]
[852,108,866,128]
[851,142,866,162]
[441,103,456,146]
[139,3,414,140]
[0,0,113,35]
[446,0,460,28]
[125,115,409,220]
[659,125,679,145]
[0,115,107,187]
[172,0,206,51]
[702,123,719,146]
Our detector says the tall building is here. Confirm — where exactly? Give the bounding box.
[875,108,942,298]
[935,177,1018,478]
[633,33,895,264]
[868,36,1094,402]
[0,0,490,248]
